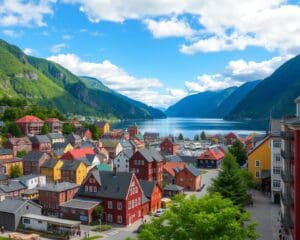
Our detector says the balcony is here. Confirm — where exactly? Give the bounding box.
[281,149,294,161]
[281,213,294,229]
[281,169,293,183]
[281,131,294,140]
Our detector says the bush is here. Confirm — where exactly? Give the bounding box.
[92,225,112,232]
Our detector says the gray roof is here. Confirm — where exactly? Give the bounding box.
[139,180,157,198]
[13,174,40,182]
[30,135,50,144]
[41,159,59,168]
[60,199,99,210]
[0,181,27,193]
[165,155,183,163]
[0,199,41,214]
[38,182,79,192]
[52,142,69,150]
[78,170,134,200]
[23,214,80,227]
[185,165,200,177]
[100,139,121,148]
[134,148,163,163]
[115,149,133,160]
[61,160,84,171]
[23,151,48,162]
[0,148,12,155]
[120,140,133,150]
[142,193,150,204]
[80,140,97,149]
[164,184,184,191]
[47,133,64,140]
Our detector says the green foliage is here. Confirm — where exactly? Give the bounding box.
[241,169,256,189]
[62,123,76,135]
[84,236,103,240]
[209,153,248,206]
[41,124,49,135]
[194,134,199,141]
[17,150,27,158]
[229,140,248,166]
[0,96,27,107]
[92,225,112,232]
[84,123,100,140]
[138,194,258,240]
[200,131,207,140]
[6,122,22,137]
[93,205,104,220]
[11,165,22,178]
[178,133,184,140]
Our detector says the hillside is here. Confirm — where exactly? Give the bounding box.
[165,87,237,118]
[0,39,165,119]
[226,55,300,120]
[211,80,261,118]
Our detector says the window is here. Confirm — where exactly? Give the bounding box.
[273,166,281,175]
[273,139,282,148]
[117,215,123,224]
[23,218,30,224]
[89,186,93,192]
[107,214,113,223]
[93,186,97,192]
[85,186,88,192]
[117,202,122,210]
[128,201,131,210]
[273,180,281,188]
[255,160,260,167]
[71,209,76,214]
[38,220,43,224]
[255,171,260,178]
[274,153,281,162]
[108,201,113,209]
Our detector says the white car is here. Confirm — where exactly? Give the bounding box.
[154,208,166,217]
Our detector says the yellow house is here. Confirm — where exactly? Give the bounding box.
[40,159,64,182]
[95,121,110,136]
[1,158,23,177]
[61,160,87,185]
[248,136,271,183]
[53,143,74,159]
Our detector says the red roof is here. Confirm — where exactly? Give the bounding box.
[61,147,95,160]
[163,162,187,177]
[46,118,60,123]
[225,132,239,139]
[16,115,44,123]
[198,148,224,161]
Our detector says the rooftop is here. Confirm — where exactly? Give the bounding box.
[16,115,43,123]
[60,199,100,210]
[23,214,80,227]
[38,182,78,192]
[0,199,41,214]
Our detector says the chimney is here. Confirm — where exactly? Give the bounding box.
[295,96,300,117]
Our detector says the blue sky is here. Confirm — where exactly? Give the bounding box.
[0,0,299,108]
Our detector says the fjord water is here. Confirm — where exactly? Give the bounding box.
[111,118,268,138]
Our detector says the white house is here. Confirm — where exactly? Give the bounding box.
[270,119,282,204]
[12,175,46,190]
[113,149,134,172]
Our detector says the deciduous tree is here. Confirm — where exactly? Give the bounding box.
[229,140,248,166]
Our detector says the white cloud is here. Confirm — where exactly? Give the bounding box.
[50,43,67,53]
[2,29,22,38]
[47,53,184,107]
[144,18,195,38]
[62,34,72,40]
[62,0,300,54]
[0,0,56,27]
[23,48,34,55]
[185,55,293,93]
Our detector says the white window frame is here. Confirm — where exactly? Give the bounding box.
[117,201,122,210]
[255,160,260,167]
[108,201,113,209]
[117,215,122,224]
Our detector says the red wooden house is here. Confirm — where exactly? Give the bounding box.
[175,165,201,191]
[128,124,139,139]
[197,147,224,168]
[224,132,240,145]
[129,149,164,185]
[160,137,179,155]
[61,148,95,160]
[163,162,187,184]
[30,135,52,152]
[5,137,32,156]
[16,115,44,136]
[77,169,144,225]
[139,180,162,213]
[38,182,79,216]
[46,118,62,133]
[75,128,92,141]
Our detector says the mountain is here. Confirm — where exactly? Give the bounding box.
[0,39,165,119]
[211,80,261,118]
[80,76,166,119]
[165,87,237,118]
[226,55,300,120]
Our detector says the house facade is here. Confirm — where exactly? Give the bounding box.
[47,133,65,145]
[38,182,79,217]
[129,149,164,185]
[113,150,133,172]
[16,115,44,136]
[139,180,162,213]
[197,147,224,168]
[23,151,50,175]
[160,137,179,155]
[61,160,87,185]
[99,139,123,159]
[95,121,110,137]
[40,159,64,182]
[46,118,62,133]
[5,137,32,156]
[175,166,201,191]
[30,135,52,152]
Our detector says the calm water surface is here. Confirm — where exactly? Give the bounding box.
[111,118,268,138]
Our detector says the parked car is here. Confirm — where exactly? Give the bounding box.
[154,208,166,217]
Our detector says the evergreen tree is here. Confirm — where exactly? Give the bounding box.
[62,123,76,135]
[11,165,22,178]
[209,152,248,206]
[200,131,207,140]
[194,134,200,141]
[88,124,100,140]
[178,133,184,140]
[229,140,248,166]
[41,124,49,135]
[7,122,22,137]
[138,194,257,240]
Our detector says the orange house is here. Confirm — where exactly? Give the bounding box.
[175,166,201,191]
[139,180,162,213]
